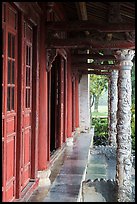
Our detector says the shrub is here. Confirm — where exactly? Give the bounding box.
[92,117,108,146]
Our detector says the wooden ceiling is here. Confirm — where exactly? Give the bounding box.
[40,2,135,74]
[61,2,135,23]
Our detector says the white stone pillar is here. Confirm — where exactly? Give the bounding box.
[109,70,118,146]
[115,49,135,202]
[108,76,111,144]
[79,74,90,131]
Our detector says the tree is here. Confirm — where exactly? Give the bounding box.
[90,74,108,112]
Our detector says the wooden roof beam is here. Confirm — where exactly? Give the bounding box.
[75,2,89,35]
[46,21,135,32]
[79,70,111,75]
[71,54,116,61]
[46,38,135,49]
[72,63,120,70]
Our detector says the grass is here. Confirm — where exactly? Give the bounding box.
[92,105,108,117]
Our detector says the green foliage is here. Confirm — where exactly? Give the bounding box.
[92,117,108,146]
[90,74,108,112]
[90,74,108,97]
[131,62,135,104]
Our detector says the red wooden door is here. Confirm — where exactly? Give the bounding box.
[2,3,18,201]
[20,21,33,190]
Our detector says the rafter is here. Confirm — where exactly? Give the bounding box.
[71,54,116,61]
[79,70,111,75]
[46,21,135,32]
[75,2,89,35]
[46,38,135,49]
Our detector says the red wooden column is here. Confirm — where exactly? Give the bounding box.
[72,76,76,132]
[38,18,48,170]
[58,56,65,147]
[67,52,72,137]
[63,58,67,143]
[16,12,23,199]
[31,24,39,179]
[75,74,79,128]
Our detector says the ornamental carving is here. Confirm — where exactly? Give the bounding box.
[46,48,57,72]
[109,70,118,146]
[116,67,133,202]
[115,49,135,68]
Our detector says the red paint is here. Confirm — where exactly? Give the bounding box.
[75,75,79,128]
[2,3,18,201]
[20,20,33,191]
[72,78,76,132]
[67,52,72,137]
[31,25,39,179]
[63,58,67,142]
[16,12,23,199]
[2,2,81,202]
[38,19,48,170]
[59,57,65,146]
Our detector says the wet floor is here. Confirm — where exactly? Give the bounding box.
[28,131,93,202]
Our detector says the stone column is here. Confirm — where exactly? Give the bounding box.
[79,74,90,132]
[115,49,135,202]
[108,76,111,144]
[109,70,118,146]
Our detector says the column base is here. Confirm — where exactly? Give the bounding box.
[37,169,51,187]
[66,137,74,146]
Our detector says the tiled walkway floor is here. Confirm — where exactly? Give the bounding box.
[28,131,93,202]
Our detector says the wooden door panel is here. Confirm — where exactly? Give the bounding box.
[24,113,31,127]
[7,5,17,31]
[6,135,16,201]
[6,136,16,181]
[21,129,31,190]
[21,22,32,190]
[5,181,15,202]
[2,139,4,188]
[24,129,31,165]
[6,116,15,134]
[2,3,17,202]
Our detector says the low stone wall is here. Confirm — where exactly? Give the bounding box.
[82,179,118,202]
[81,145,135,202]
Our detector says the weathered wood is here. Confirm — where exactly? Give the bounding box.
[46,20,135,32]
[75,2,89,36]
[72,54,116,61]
[108,2,122,23]
[79,70,111,75]
[46,38,135,49]
[72,63,120,70]
[13,2,40,25]
[46,48,57,72]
